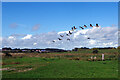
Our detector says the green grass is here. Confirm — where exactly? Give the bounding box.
[2,49,118,78]
[46,49,118,54]
[2,57,118,78]
[75,49,118,54]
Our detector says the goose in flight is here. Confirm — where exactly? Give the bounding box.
[67,38,70,41]
[79,26,84,29]
[58,38,62,40]
[90,24,93,27]
[52,40,55,42]
[73,26,77,30]
[96,24,99,27]
[66,34,69,36]
[69,31,72,35]
[84,25,87,28]
[60,35,64,37]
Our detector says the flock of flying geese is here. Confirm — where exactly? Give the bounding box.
[52,24,99,43]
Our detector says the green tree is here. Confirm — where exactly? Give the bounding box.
[117,46,120,49]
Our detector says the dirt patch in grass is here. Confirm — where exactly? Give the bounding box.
[1,62,21,65]
[0,67,16,71]
[17,68,33,72]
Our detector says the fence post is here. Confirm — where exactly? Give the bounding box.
[102,54,104,61]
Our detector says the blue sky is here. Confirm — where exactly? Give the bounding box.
[2,0,120,2]
[2,2,118,37]
[1,2,118,49]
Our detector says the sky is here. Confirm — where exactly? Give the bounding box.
[1,2,118,49]
[2,0,120,2]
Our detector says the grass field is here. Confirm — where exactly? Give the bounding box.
[1,49,119,78]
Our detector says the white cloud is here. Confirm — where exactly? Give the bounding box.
[2,26,118,49]
[89,40,96,45]
[21,34,32,40]
[33,43,37,45]
[8,36,15,40]
[58,31,69,34]
[103,42,113,46]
